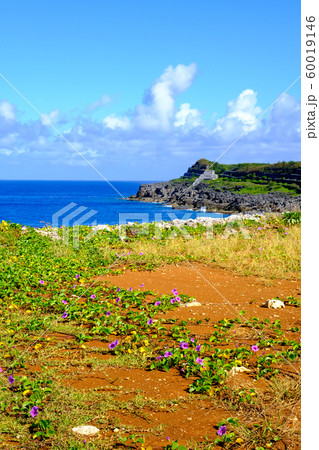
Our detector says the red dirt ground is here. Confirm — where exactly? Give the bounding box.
[60,264,301,449]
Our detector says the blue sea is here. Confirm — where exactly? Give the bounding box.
[0,180,227,227]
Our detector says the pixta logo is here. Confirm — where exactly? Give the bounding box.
[52,202,98,248]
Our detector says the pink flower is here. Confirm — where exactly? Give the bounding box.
[139,252,143,255]
[90,294,96,299]
[196,357,204,366]
[39,280,44,285]
[251,345,259,352]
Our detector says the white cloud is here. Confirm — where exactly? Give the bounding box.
[174,103,201,128]
[213,89,262,139]
[0,66,301,178]
[262,93,301,142]
[103,114,131,130]
[0,100,16,121]
[134,63,197,131]
[41,109,60,126]
[86,94,112,113]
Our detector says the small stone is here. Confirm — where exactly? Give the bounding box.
[263,299,285,309]
[181,301,202,308]
[230,366,251,376]
[113,428,120,433]
[72,425,99,436]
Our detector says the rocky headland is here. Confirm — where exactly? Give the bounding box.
[128,160,301,214]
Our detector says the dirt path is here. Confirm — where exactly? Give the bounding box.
[59,264,300,448]
[102,263,301,330]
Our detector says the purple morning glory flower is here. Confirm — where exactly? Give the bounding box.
[154,301,161,306]
[30,406,39,418]
[164,351,172,357]
[170,299,176,304]
[39,280,44,285]
[115,297,120,303]
[251,345,259,352]
[175,296,181,302]
[195,345,201,352]
[116,288,120,292]
[196,357,204,366]
[128,287,132,291]
[217,425,227,436]
[171,289,178,295]
[62,312,68,319]
[62,300,68,305]
[179,342,188,350]
[90,294,96,299]
[109,340,119,350]
[106,311,111,316]
[8,375,15,384]
[140,283,144,287]
[147,319,153,325]
[76,274,80,279]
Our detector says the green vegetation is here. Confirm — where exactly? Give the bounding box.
[0,216,301,448]
[173,160,301,195]
[203,178,300,195]
[183,159,301,176]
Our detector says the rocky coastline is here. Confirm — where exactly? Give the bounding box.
[128,181,301,214]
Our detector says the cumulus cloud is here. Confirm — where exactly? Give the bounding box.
[103,114,131,130]
[133,63,197,131]
[261,93,301,143]
[0,99,16,121]
[174,103,202,129]
[0,66,301,180]
[213,89,263,140]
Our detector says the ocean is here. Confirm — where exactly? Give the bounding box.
[0,180,228,227]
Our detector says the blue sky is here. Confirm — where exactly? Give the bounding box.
[0,0,301,180]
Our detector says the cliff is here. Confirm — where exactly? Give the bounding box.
[128,160,301,214]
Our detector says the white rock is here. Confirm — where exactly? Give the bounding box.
[72,425,99,436]
[263,299,285,309]
[230,366,251,375]
[180,300,202,307]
